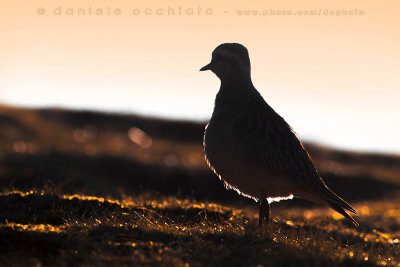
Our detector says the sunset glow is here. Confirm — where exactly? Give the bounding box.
[1,0,399,153]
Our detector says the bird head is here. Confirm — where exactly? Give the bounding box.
[200,43,251,82]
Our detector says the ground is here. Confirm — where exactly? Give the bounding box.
[1,190,399,266]
[0,105,399,266]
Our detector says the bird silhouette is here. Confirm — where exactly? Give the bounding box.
[200,43,358,229]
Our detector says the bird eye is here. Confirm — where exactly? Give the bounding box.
[214,54,223,61]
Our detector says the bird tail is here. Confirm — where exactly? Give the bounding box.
[303,175,359,227]
[324,191,359,227]
[304,178,359,226]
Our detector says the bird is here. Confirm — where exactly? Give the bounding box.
[200,43,358,229]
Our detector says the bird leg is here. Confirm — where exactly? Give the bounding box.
[258,197,270,229]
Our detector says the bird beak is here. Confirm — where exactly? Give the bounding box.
[200,62,212,71]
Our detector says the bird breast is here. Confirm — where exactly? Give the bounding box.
[204,109,249,175]
[203,108,296,199]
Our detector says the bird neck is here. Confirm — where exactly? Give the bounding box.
[215,76,256,109]
[220,74,253,90]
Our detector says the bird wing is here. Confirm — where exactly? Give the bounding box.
[237,104,357,221]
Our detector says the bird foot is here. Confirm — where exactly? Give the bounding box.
[257,197,270,235]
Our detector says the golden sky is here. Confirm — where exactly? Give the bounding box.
[1,0,399,153]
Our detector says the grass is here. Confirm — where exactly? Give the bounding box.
[0,190,399,266]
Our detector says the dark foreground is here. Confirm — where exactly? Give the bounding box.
[0,105,399,266]
[1,190,399,266]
